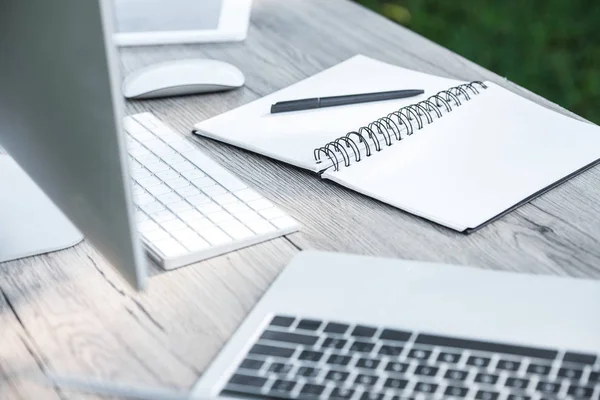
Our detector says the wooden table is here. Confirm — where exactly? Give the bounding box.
[2,0,600,398]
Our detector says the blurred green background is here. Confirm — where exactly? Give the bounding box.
[354,0,600,124]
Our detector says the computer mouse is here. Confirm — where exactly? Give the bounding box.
[122,59,245,100]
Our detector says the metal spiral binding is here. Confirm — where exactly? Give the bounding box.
[313,81,488,171]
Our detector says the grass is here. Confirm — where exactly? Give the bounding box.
[355,0,600,123]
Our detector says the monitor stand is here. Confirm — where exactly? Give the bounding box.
[0,155,83,263]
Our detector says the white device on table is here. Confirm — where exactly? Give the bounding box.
[122,59,245,100]
[0,0,297,288]
[113,0,252,46]
[2,1,599,400]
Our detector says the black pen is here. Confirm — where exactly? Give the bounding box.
[270,89,424,114]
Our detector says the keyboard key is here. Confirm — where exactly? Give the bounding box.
[330,387,355,399]
[160,219,187,233]
[260,330,318,346]
[165,177,189,189]
[268,362,293,374]
[259,207,286,220]
[327,354,352,366]
[351,325,377,338]
[234,188,262,202]
[146,183,171,197]
[246,220,276,235]
[150,210,177,223]
[445,369,469,381]
[496,359,521,371]
[196,202,223,215]
[176,210,204,222]
[325,370,349,383]
[415,365,439,377]
[180,168,205,181]
[322,338,347,350]
[467,355,491,367]
[379,329,411,342]
[324,322,349,334]
[198,227,232,246]
[235,210,263,223]
[143,229,171,242]
[219,220,254,240]
[557,366,583,380]
[192,176,217,188]
[186,194,211,205]
[132,167,151,180]
[180,236,209,252]
[356,358,380,370]
[175,185,201,197]
[505,377,530,390]
[170,228,200,243]
[379,344,403,356]
[507,395,531,400]
[297,366,317,377]
[139,220,160,233]
[154,168,180,182]
[156,192,183,205]
[361,393,384,400]
[567,385,594,398]
[563,352,597,365]
[437,351,462,364]
[213,193,239,205]
[298,350,323,362]
[536,381,561,394]
[475,390,499,400]
[415,334,558,360]
[406,348,432,361]
[137,176,161,188]
[527,363,552,375]
[145,161,169,173]
[270,379,296,394]
[445,385,469,397]
[385,361,409,374]
[248,198,275,211]
[270,315,295,327]
[239,359,264,370]
[214,174,247,192]
[384,377,408,390]
[200,184,227,197]
[474,372,499,385]
[354,373,378,386]
[414,382,437,394]
[249,344,294,359]
[227,373,267,388]
[296,318,322,331]
[349,341,375,353]
[223,202,251,214]
[299,383,325,397]
[166,201,193,213]
[588,371,599,384]
[207,211,235,224]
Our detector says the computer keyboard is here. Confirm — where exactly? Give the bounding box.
[124,113,299,270]
[222,315,600,399]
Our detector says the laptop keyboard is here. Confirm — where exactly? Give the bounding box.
[221,315,600,399]
[124,113,299,269]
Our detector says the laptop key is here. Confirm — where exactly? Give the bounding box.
[299,350,323,362]
[270,379,296,394]
[260,330,318,346]
[356,357,380,370]
[354,373,378,386]
[325,370,350,383]
[563,352,597,365]
[297,318,322,331]
[379,344,403,356]
[445,368,469,381]
[268,362,293,374]
[350,341,375,353]
[475,390,499,400]
[505,377,530,390]
[330,387,355,399]
[444,385,469,397]
[437,351,462,363]
[239,358,264,370]
[324,322,349,334]
[496,359,521,371]
[327,354,352,366]
[467,355,491,367]
[413,382,437,394]
[384,377,409,389]
[385,361,410,374]
[269,315,295,328]
[414,365,439,377]
[567,384,595,398]
[557,366,583,380]
[379,329,412,342]
[527,363,552,375]
[506,395,531,400]
[406,348,432,361]
[536,381,561,394]
[249,344,294,359]
[322,337,347,350]
[351,325,377,338]
[296,366,318,377]
[474,372,499,385]
[300,383,326,397]
[588,371,599,383]
[361,393,385,400]
[227,373,267,388]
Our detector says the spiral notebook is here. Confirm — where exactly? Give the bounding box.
[193,55,600,232]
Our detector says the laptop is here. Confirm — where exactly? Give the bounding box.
[1,1,598,399]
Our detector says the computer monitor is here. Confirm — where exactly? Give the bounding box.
[0,0,147,289]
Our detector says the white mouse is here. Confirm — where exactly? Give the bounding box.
[122,59,245,100]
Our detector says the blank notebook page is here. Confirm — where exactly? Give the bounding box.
[194,55,462,172]
[324,82,600,231]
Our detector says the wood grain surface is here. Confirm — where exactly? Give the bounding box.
[2,0,599,398]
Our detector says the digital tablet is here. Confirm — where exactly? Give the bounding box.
[113,0,252,46]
